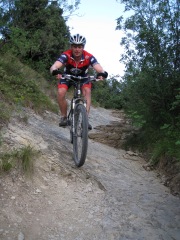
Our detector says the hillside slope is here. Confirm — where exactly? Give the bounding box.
[0,106,180,240]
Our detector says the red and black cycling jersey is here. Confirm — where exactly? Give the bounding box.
[57,49,99,77]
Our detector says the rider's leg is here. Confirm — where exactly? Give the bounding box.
[82,86,91,115]
[57,87,68,117]
[82,86,92,130]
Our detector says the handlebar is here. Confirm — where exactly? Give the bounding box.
[63,74,98,83]
[52,70,108,81]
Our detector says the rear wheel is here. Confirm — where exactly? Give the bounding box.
[73,104,88,167]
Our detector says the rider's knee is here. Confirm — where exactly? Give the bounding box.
[83,87,91,97]
[58,88,67,99]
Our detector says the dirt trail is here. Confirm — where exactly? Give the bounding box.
[0,106,180,240]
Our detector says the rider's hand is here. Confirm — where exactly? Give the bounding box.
[96,71,108,80]
[97,76,104,80]
[52,70,62,80]
[56,74,62,80]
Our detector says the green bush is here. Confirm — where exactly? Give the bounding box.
[92,78,123,110]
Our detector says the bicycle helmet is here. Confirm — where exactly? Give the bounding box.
[69,33,86,46]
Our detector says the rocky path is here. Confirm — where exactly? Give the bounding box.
[0,107,180,240]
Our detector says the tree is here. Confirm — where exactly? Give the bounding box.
[116,0,180,158]
[0,0,80,70]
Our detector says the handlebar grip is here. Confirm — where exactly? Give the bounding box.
[52,70,63,76]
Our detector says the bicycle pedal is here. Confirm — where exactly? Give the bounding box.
[88,123,92,130]
[59,123,67,128]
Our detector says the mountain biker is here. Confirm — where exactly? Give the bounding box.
[50,33,108,130]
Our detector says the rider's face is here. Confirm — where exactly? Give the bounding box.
[71,44,84,58]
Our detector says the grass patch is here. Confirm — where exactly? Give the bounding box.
[18,145,37,172]
[0,100,12,128]
[0,52,58,120]
[0,145,39,174]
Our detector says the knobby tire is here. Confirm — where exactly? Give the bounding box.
[73,104,88,167]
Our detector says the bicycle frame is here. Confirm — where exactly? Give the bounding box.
[67,80,87,136]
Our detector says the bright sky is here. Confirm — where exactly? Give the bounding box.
[66,0,126,77]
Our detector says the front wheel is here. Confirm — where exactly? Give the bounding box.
[73,104,88,167]
[68,115,73,144]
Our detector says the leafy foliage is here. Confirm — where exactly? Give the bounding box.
[116,0,180,161]
[0,0,79,71]
[92,76,123,109]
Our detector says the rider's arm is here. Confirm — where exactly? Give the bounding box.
[93,63,108,80]
[50,53,68,74]
[89,54,105,75]
[93,63,104,73]
[50,61,63,74]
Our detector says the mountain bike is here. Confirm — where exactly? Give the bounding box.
[66,74,96,167]
[52,70,100,167]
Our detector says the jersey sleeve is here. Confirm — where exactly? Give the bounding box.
[57,54,68,64]
[89,55,99,66]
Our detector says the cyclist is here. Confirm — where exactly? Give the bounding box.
[50,33,108,130]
